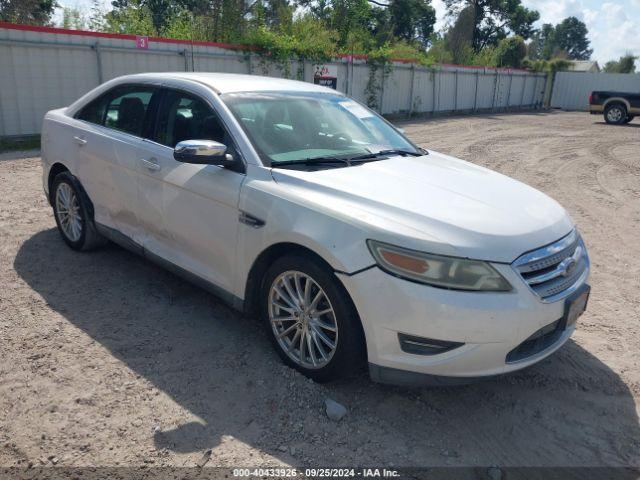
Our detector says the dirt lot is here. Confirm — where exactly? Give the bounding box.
[0,111,638,470]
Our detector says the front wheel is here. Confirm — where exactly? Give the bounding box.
[261,254,365,382]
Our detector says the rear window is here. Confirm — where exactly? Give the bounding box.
[75,85,158,138]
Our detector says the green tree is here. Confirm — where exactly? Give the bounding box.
[297,0,436,51]
[329,0,373,48]
[553,16,592,60]
[89,0,436,62]
[61,7,86,29]
[264,0,294,30]
[443,0,539,51]
[88,0,107,31]
[527,23,555,60]
[109,0,179,35]
[493,35,525,67]
[388,0,435,47]
[145,0,178,34]
[105,1,156,35]
[219,0,246,41]
[426,34,454,63]
[443,5,474,64]
[0,0,58,24]
[603,53,638,73]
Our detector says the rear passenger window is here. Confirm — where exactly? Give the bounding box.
[75,85,158,138]
[104,87,156,137]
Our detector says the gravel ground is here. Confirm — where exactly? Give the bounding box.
[0,111,638,470]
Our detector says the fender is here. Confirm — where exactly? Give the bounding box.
[603,97,631,111]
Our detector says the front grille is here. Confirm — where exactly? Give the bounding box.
[513,230,589,302]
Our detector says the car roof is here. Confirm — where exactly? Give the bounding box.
[118,72,342,95]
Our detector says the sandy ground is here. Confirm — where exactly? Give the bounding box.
[0,111,638,471]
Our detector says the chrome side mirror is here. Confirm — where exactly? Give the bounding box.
[174,140,232,165]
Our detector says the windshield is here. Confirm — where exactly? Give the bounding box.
[221,91,420,165]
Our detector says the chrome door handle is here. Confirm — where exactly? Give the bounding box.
[141,158,161,172]
[73,136,87,146]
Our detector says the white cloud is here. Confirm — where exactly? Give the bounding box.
[433,0,640,67]
[522,0,640,66]
[432,0,448,33]
[431,0,640,67]
[583,1,640,66]
[523,0,585,23]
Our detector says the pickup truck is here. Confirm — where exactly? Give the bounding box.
[589,91,640,125]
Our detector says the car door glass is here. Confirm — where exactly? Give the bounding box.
[76,94,110,125]
[104,87,156,137]
[155,90,233,155]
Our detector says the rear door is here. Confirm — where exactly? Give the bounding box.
[134,83,246,293]
[73,83,160,244]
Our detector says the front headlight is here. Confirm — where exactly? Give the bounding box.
[367,240,512,292]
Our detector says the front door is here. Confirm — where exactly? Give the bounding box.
[135,86,245,293]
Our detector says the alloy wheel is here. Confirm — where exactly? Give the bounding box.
[268,270,338,369]
[55,182,83,242]
[607,107,623,123]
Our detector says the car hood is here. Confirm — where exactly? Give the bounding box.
[270,151,574,263]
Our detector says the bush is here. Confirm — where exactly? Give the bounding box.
[493,36,527,68]
[522,57,571,72]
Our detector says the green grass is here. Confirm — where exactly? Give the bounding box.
[0,135,41,153]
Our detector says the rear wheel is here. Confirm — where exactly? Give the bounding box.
[260,253,365,382]
[52,172,107,251]
[623,115,634,124]
[604,103,627,125]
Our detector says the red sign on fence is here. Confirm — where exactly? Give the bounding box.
[136,36,149,49]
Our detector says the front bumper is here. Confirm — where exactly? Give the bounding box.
[337,262,588,382]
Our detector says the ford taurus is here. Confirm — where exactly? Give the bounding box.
[41,73,590,385]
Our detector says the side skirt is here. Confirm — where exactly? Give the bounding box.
[95,223,245,313]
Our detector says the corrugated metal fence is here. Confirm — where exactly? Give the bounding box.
[551,71,640,111]
[0,22,547,137]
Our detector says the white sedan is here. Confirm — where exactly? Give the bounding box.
[41,73,590,385]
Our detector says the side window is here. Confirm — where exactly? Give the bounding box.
[76,94,110,125]
[75,85,158,138]
[155,90,229,149]
[104,87,157,137]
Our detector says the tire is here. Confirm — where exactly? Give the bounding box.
[624,115,634,124]
[51,172,107,251]
[260,253,365,382]
[604,103,627,125]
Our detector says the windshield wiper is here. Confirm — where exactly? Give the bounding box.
[271,156,353,168]
[348,149,425,163]
[271,148,425,169]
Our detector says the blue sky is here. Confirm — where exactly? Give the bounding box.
[57,0,639,67]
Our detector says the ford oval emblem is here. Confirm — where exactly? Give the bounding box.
[559,257,577,277]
